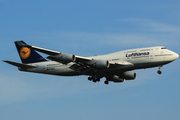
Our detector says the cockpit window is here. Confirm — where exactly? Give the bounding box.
[161,47,167,49]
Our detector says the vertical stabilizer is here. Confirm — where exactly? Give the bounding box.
[15,41,47,63]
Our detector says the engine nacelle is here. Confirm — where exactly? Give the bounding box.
[111,75,125,83]
[94,60,110,68]
[47,53,76,63]
[60,53,76,62]
[123,72,136,80]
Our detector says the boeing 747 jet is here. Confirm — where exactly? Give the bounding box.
[3,41,179,84]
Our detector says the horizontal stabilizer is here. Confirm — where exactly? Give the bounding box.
[3,60,37,69]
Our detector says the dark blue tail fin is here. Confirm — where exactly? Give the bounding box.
[15,41,47,63]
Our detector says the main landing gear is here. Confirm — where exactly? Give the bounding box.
[157,66,162,74]
[104,77,111,85]
[88,76,100,83]
[88,75,109,84]
[104,80,109,85]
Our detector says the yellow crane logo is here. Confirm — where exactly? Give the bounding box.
[20,47,31,59]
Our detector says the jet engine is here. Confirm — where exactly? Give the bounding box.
[59,53,76,62]
[47,53,76,63]
[111,75,125,83]
[123,72,136,80]
[93,60,110,68]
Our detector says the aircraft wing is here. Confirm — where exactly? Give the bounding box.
[15,41,133,72]
[15,41,93,64]
[3,60,37,69]
[69,61,134,74]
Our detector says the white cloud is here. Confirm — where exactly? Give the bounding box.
[50,31,180,48]
[14,18,180,53]
[120,18,179,32]
[34,19,180,49]
[119,18,180,33]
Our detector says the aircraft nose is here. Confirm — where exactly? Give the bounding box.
[173,52,179,60]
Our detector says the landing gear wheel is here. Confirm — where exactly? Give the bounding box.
[104,81,109,85]
[93,79,97,83]
[88,76,93,81]
[96,78,100,82]
[157,70,162,74]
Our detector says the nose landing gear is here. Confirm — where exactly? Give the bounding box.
[157,66,162,74]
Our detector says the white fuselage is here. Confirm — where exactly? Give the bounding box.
[20,46,179,76]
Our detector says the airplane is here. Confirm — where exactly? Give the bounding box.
[3,41,179,85]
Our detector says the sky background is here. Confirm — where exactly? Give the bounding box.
[0,0,180,120]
